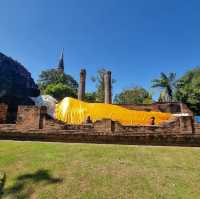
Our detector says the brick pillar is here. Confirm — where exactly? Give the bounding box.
[78,69,86,101]
[16,106,47,130]
[0,104,8,124]
[104,71,112,104]
[94,119,115,133]
[179,116,194,134]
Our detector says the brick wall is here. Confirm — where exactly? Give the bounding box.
[180,103,194,116]
[94,119,115,133]
[179,116,194,134]
[92,116,195,135]
[1,130,200,146]
[119,102,193,114]
[16,106,47,130]
[194,122,200,134]
[0,104,8,124]
[43,116,194,136]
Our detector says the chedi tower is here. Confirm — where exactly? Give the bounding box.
[0,52,40,122]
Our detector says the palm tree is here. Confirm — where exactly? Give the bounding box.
[152,72,176,102]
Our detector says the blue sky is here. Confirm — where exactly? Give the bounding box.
[0,0,200,98]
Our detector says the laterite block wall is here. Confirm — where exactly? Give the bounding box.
[0,103,8,123]
[16,106,47,129]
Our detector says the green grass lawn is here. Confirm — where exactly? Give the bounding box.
[0,141,200,199]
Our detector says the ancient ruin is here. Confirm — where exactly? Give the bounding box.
[104,71,112,104]
[0,52,40,122]
[0,52,200,146]
[78,69,86,101]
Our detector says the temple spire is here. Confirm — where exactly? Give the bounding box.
[57,48,64,73]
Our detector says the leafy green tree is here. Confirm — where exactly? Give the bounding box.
[114,87,153,104]
[91,68,115,102]
[43,83,77,101]
[158,91,167,102]
[152,72,176,102]
[37,69,78,100]
[175,67,200,114]
[84,92,96,103]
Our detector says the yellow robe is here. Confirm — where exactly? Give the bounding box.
[55,97,171,125]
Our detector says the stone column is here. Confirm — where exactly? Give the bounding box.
[78,69,86,101]
[104,71,112,104]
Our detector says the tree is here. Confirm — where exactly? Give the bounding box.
[91,68,115,102]
[158,91,166,102]
[175,67,200,114]
[84,92,96,103]
[37,69,78,100]
[43,83,77,101]
[114,87,153,104]
[152,72,176,102]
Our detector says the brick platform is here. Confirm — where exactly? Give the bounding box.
[1,131,200,147]
[0,104,200,146]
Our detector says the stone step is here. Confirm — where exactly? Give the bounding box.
[0,124,16,130]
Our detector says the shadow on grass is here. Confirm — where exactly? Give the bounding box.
[0,172,6,199]
[2,169,63,199]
